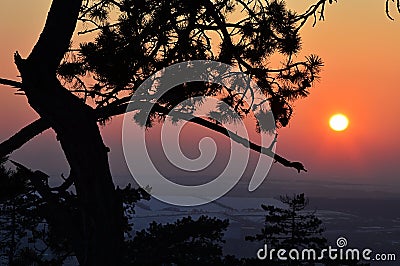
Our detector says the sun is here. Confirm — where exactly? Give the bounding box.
[329,114,349,131]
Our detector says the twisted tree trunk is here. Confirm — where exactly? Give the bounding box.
[14,0,123,265]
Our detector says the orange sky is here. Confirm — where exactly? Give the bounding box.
[280,0,400,185]
[0,0,399,192]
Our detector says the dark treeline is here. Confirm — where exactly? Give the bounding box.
[0,161,369,266]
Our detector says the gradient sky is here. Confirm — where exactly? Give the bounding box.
[0,0,399,193]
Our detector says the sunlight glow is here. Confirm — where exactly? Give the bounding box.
[329,114,349,132]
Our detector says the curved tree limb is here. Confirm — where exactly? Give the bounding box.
[0,77,23,89]
[159,105,307,173]
[109,101,308,173]
[0,100,307,172]
[0,118,50,158]
[189,117,307,173]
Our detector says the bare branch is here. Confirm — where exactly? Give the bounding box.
[106,101,307,173]
[295,0,331,29]
[167,108,307,173]
[0,77,22,88]
[77,22,121,35]
[0,118,50,158]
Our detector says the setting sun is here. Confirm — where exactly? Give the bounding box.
[329,114,349,132]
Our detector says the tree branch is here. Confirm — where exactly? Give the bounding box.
[0,96,306,172]
[119,101,307,173]
[166,107,307,173]
[0,96,127,158]
[0,78,23,89]
[27,0,83,70]
[0,118,50,158]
